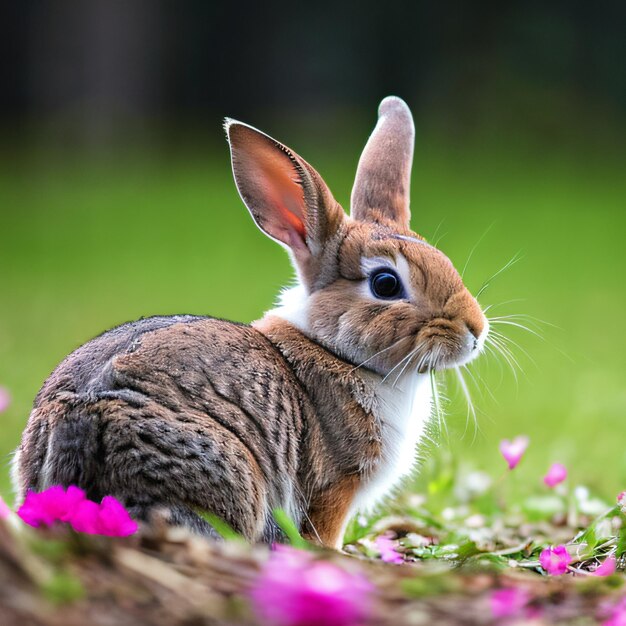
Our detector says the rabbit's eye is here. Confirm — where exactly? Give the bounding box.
[369,268,404,300]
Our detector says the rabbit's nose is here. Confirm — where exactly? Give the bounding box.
[465,319,482,340]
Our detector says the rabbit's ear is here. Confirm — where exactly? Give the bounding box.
[350,96,414,229]
[226,120,343,261]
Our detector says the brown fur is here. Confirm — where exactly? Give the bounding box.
[14,97,487,547]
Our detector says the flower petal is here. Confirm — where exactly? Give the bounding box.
[594,555,617,577]
[0,495,11,520]
[543,463,568,488]
[97,496,138,537]
[539,545,571,576]
[0,387,11,413]
[499,436,529,470]
[250,547,374,626]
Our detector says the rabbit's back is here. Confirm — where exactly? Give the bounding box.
[16,316,308,539]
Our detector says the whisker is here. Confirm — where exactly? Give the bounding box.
[349,336,410,373]
[489,319,546,342]
[381,345,421,385]
[462,362,497,405]
[455,365,478,443]
[490,328,538,370]
[489,313,556,329]
[392,347,421,387]
[486,335,520,385]
[489,333,523,373]
[482,298,527,314]
[429,218,446,247]
[461,221,497,279]
[430,368,447,440]
[475,251,523,299]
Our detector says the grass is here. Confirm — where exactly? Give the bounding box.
[0,129,625,506]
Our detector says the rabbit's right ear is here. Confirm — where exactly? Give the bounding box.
[225,120,344,263]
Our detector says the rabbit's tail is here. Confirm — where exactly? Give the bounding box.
[13,396,103,501]
[13,395,221,538]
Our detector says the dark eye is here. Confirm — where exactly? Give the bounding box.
[369,268,404,300]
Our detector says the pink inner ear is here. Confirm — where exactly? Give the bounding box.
[229,122,315,253]
[252,149,307,241]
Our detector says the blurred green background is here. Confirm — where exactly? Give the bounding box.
[1,2,625,499]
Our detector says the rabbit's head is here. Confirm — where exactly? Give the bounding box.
[226,96,488,376]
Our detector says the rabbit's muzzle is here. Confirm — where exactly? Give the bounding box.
[413,290,488,372]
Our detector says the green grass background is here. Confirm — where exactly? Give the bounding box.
[1,124,625,500]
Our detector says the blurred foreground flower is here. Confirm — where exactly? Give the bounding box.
[0,495,10,519]
[250,546,374,626]
[499,436,529,470]
[0,386,11,413]
[593,555,617,577]
[543,463,567,488]
[618,491,626,514]
[18,485,86,526]
[375,533,404,564]
[539,545,571,576]
[17,485,137,537]
[490,588,532,618]
[602,597,626,626]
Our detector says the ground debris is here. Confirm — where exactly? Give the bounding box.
[0,515,624,626]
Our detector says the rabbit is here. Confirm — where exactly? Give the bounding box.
[13,96,488,549]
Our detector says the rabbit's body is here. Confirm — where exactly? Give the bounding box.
[15,97,488,547]
[15,312,430,546]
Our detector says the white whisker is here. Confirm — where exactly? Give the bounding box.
[461,221,496,279]
[475,252,523,299]
[349,336,410,373]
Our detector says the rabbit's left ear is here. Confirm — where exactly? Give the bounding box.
[226,120,344,262]
[351,96,415,229]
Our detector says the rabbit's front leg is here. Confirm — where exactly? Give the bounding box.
[303,474,360,549]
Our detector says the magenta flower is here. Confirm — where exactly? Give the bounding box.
[249,546,374,626]
[375,533,404,564]
[0,495,10,520]
[17,485,137,537]
[69,499,101,533]
[490,588,531,618]
[593,555,617,577]
[18,485,87,527]
[543,463,568,488]
[93,496,138,536]
[539,545,571,576]
[499,436,529,470]
[0,386,11,413]
[618,491,626,514]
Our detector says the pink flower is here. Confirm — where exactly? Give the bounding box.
[490,588,531,618]
[0,387,11,413]
[18,485,86,527]
[94,496,138,536]
[249,546,374,626]
[539,545,571,576]
[602,597,626,626]
[499,436,529,470]
[618,492,626,513]
[593,555,617,577]
[0,495,11,519]
[69,499,102,534]
[17,485,137,537]
[543,463,568,488]
[375,533,404,564]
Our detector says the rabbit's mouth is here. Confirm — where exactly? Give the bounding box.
[415,318,489,373]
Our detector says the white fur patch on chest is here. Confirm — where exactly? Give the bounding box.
[353,372,432,513]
